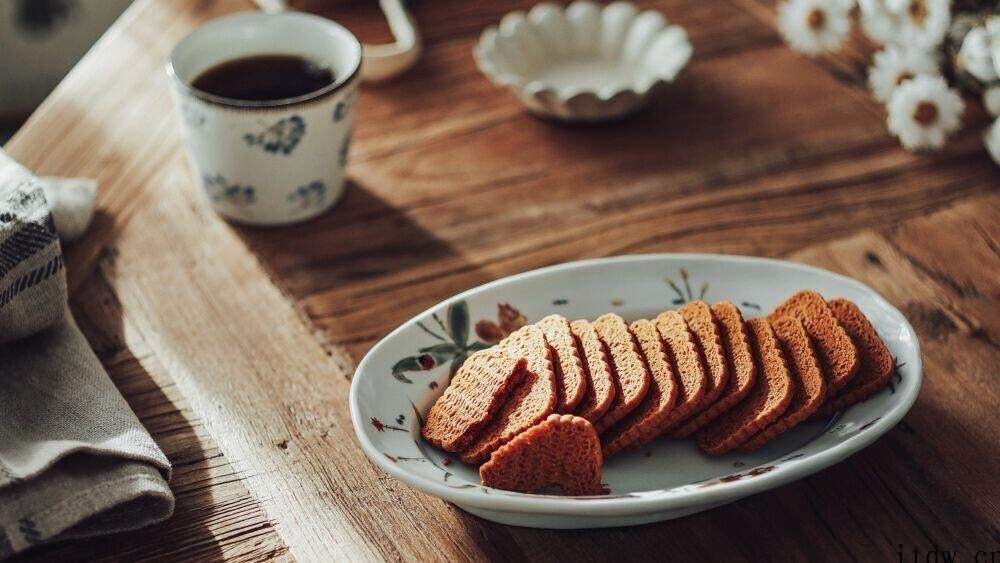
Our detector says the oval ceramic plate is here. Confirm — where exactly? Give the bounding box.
[349,254,921,528]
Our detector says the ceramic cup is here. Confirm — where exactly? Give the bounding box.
[167,12,361,226]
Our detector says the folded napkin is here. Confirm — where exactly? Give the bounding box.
[0,150,172,558]
[37,176,97,243]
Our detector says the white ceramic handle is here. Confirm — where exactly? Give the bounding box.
[361,0,421,82]
[253,0,421,83]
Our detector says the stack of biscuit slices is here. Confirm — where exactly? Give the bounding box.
[421,290,895,496]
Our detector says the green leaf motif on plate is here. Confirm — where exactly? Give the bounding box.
[391,357,423,383]
[447,300,469,346]
[391,299,509,384]
[466,341,491,353]
[666,268,708,305]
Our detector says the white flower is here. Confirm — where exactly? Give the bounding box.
[859,0,951,49]
[958,25,999,83]
[778,0,853,56]
[990,16,1000,67]
[868,46,939,102]
[985,87,1000,117]
[986,118,1000,165]
[859,0,899,44]
[887,75,963,151]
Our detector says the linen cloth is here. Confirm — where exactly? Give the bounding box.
[0,150,172,558]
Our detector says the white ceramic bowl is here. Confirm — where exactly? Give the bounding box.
[474,1,693,122]
[350,254,922,529]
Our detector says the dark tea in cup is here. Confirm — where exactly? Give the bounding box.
[191,54,335,101]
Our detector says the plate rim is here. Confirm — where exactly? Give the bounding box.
[349,253,922,516]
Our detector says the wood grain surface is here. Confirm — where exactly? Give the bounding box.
[5,0,998,561]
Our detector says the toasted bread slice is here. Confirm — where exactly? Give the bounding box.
[814,298,895,418]
[670,302,757,435]
[601,319,678,456]
[656,311,708,433]
[697,318,794,456]
[569,319,616,423]
[460,325,557,464]
[592,314,651,433]
[480,414,603,496]
[769,290,859,393]
[669,301,730,437]
[538,314,588,412]
[738,317,826,452]
[422,348,528,452]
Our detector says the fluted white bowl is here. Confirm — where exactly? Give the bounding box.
[475,1,693,122]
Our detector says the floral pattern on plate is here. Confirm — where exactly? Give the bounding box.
[391,301,527,385]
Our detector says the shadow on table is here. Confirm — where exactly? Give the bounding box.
[233,179,461,302]
[521,74,743,171]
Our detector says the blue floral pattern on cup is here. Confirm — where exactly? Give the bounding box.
[181,103,206,129]
[203,174,256,206]
[338,134,351,168]
[287,180,326,210]
[243,115,306,155]
[333,101,348,123]
[333,90,355,123]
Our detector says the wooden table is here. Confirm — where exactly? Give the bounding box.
[6,0,998,560]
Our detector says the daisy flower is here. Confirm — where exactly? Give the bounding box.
[891,0,951,50]
[859,0,903,44]
[985,87,1000,118]
[986,118,1000,165]
[887,75,963,151]
[868,46,939,102]
[957,24,999,83]
[859,0,951,50]
[778,0,853,56]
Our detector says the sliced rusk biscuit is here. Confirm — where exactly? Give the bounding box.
[592,314,651,433]
[460,325,557,464]
[537,314,588,412]
[655,311,708,433]
[697,318,794,456]
[669,301,730,438]
[422,348,528,452]
[670,302,757,435]
[569,319,616,423]
[814,298,895,418]
[601,319,678,457]
[737,317,826,452]
[769,290,859,394]
[480,414,603,496]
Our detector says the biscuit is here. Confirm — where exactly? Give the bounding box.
[814,299,895,418]
[737,317,826,452]
[421,348,528,452]
[538,315,588,412]
[592,314,651,433]
[669,301,730,438]
[697,318,794,456]
[769,290,859,393]
[600,319,678,456]
[655,311,708,433]
[670,302,757,436]
[480,414,603,496]
[460,325,557,464]
[569,320,616,423]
